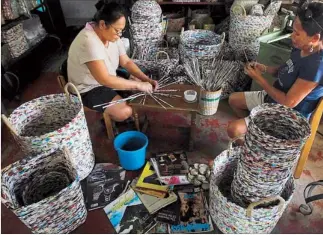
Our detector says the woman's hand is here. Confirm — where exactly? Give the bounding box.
[136,82,153,93]
[249,62,267,74]
[150,79,159,91]
[244,63,264,83]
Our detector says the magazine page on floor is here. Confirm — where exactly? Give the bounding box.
[103,188,156,234]
[169,191,213,233]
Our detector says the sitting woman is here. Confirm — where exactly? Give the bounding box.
[68,2,158,122]
[228,1,323,139]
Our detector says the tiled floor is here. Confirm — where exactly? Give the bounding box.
[1,72,323,233]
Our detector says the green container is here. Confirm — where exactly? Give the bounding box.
[251,30,292,91]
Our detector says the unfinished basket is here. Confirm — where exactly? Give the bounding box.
[1,148,87,234]
[2,83,95,180]
[231,103,310,207]
[209,147,295,234]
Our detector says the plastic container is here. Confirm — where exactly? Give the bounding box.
[114,131,148,170]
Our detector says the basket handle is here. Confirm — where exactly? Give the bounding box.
[64,82,83,105]
[228,134,245,150]
[1,114,18,136]
[128,16,132,26]
[162,39,169,48]
[163,18,169,35]
[231,4,247,17]
[156,51,170,61]
[220,32,226,44]
[181,27,185,35]
[246,196,285,218]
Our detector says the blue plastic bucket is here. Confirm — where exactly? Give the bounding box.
[113,131,148,170]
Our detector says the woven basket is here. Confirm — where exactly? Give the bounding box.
[1,0,18,20]
[199,89,222,116]
[1,148,87,233]
[130,19,163,61]
[2,83,95,180]
[221,61,251,99]
[133,59,173,80]
[209,147,295,234]
[229,1,281,61]
[130,0,163,61]
[231,0,259,13]
[231,103,310,207]
[2,23,29,58]
[131,0,162,23]
[179,30,225,63]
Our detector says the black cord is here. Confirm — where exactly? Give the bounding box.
[317,131,323,137]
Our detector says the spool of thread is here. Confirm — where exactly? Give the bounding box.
[184,90,197,103]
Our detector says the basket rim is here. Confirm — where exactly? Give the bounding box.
[8,94,83,139]
[249,104,311,143]
[210,148,295,212]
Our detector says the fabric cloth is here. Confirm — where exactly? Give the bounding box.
[244,90,267,126]
[68,22,127,93]
[245,90,267,111]
[81,86,118,113]
[265,48,323,118]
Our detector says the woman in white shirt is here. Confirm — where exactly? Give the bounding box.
[68,2,158,121]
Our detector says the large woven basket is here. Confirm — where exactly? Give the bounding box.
[231,103,310,206]
[229,1,281,61]
[1,148,87,233]
[2,83,95,180]
[179,30,225,63]
[131,0,162,23]
[209,147,295,234]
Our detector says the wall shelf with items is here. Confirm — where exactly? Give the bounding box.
[159,0,226,31]
[1,0,64,103]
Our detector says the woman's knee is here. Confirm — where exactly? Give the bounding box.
[227,119,247,139]
[107,105,132,122]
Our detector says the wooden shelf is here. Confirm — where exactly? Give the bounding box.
[158,1,224,5]
[1,3,46,29]
[3,34,49,69]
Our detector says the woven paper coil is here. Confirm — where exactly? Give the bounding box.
[131,0,162,23]
[209,147,295,234]
[130,1,163,61]
[229,1,281,61]
[231,103,310,207]
[1,148,87,234]
[179,30,224,63]
[7,86,95,180]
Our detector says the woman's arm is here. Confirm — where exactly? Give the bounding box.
[119,54,152,82]
[246,65,318,108]
[86,60,151,91]
[266,66,280,76]
[252,63,280,76]
[259,77,318,107]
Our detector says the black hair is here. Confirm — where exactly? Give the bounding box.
[297,2,323,38]
[93,1,126,25]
